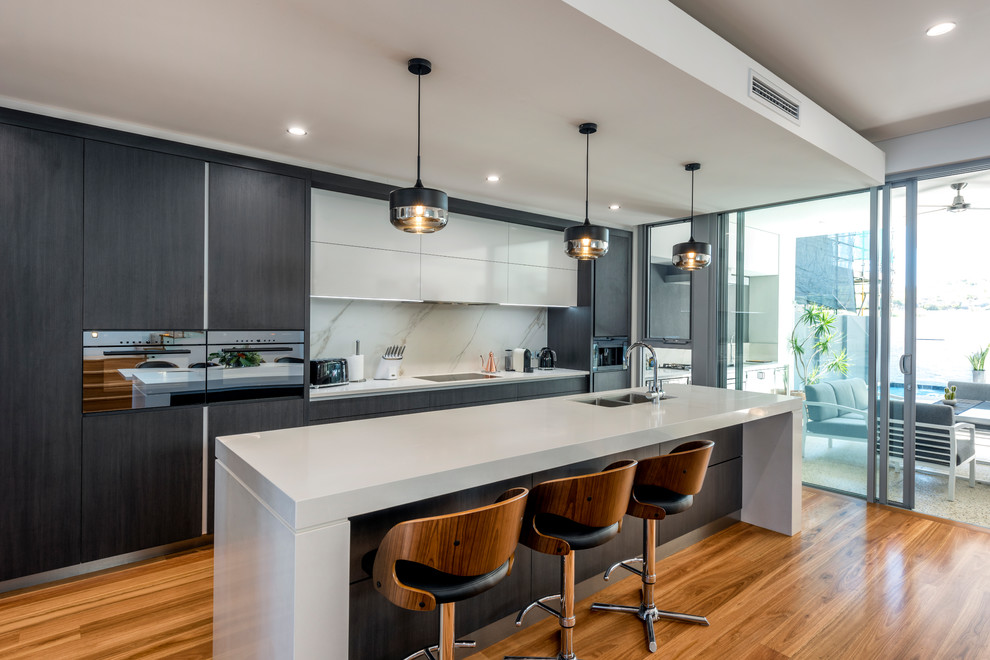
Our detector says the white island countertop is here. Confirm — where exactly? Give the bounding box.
[214,383,803,660]
[219,384,801,530]
[308,366,589,400]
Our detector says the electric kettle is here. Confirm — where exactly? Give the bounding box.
[537,347,557,370]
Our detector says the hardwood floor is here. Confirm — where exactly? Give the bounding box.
[0,546,212,659]
[1,489,989,659]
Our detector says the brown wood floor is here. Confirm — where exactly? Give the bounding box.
[2,488,990,659]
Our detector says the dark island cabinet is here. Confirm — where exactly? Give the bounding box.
[208,164,307,330]
[83,141,206,329]
[81,407,205,562]
[206,398,305,531]
[0,124,84,581]
[593,230,632,338]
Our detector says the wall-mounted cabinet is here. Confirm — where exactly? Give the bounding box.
[83,142,205,329]
[310,188,576,306]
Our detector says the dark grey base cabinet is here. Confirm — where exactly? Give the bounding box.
[592,369,630,392]
[309,377,589,425]
[207,398,305,532]
[0,124,84,582]
[81,408,204,562]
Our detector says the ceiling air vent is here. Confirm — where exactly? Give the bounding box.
[749,71,800,123]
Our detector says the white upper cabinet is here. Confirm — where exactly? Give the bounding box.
[507,264,576,307]
[508,225,576,270]
[421,255,508,304]
[311,242,421,301]
[312,188,420,253]
[310,189,575,306]
[420,213,509,262]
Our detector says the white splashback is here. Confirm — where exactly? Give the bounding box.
[310,299,547,377]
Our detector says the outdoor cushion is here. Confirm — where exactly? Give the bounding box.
[947,381,990,402]
[805,382,839,421]
[830,379,858,410]
[849,378,869,410]
[890,400,953,426]
[806,414,868,440]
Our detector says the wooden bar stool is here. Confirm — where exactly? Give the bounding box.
[505,459,637,660]
[372,487,529,660]
[590,440,715,653]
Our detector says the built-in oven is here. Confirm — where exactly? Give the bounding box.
[83,330,207,413]
[205,330,305,403]
[592,337,629,372]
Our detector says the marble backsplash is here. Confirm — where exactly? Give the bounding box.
[310,298,548,377]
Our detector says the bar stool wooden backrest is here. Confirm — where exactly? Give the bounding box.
[628,440,715,519]
[520,459,638,556]
[372,487,529,612]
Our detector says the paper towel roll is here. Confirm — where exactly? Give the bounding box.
[347,355,364,382]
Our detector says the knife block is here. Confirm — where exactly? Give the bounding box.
[374,357,402,380]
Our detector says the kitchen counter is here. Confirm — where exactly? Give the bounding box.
[308,366,589,399]
[213,384,802,659]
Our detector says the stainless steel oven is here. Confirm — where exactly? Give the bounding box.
[83,330,207,413]
[592,337,629,372]
[205,330,305,403]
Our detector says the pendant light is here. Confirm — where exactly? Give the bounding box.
[564,123,609,260]
[672,163,712,271]
[389,58,448,233]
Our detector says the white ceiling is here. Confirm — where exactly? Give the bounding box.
[1,1,981,227]
[669,0,990,142]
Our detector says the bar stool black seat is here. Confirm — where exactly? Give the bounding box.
[591,439,715,653]
[372,487,528,660]
[505,459,637,660]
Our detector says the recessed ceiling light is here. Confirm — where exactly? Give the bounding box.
[609,204,621,211]
[287,126,308,136]
[486,174,501,183]
[926,22,956,37]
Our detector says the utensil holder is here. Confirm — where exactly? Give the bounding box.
[374,357,402,380]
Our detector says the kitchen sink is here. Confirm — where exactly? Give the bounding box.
[574,392,675,407]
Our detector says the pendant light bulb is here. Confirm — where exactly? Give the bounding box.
[389,58,448,233]
[564,123,609,260]
[672,162,712,271]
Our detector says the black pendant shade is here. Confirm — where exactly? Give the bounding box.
[672,163,712,271]
[390,58,448,234]
[564,123,609,260]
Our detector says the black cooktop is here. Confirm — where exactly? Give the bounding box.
[416,373,501,382]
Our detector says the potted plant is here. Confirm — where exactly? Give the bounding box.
[966,346,988,383]
[209,350,264,368]
[788,303,850,395]
[943,385,957,406]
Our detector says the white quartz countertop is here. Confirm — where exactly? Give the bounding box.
[217,384,801,531]
[309,367,589,400]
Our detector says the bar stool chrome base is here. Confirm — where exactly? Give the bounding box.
[505,556,580,660]
[402,640,476,660]
[590,519,708,653]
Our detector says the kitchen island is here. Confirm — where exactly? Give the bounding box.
[213,384,802,659]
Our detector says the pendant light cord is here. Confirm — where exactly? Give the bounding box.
[688,166,696,241]
[584,131,590,225]
[415,72,423,188]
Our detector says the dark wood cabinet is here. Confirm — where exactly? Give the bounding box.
[81,407,204,562]
[0,124,84,581]
[208,164,307,329]
[593,230,632,338]
[308,377,588,425]
[206,398,305,531]
[83,141,205,329]
[592,369,630,392]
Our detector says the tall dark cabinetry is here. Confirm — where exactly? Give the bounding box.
[0,125,84,581]
[83,142,205,328]
[548,228,633,392]
[208,164,307,329]
[80,408,204,561]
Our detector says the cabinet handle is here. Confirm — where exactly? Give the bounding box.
[102,349,193,356]
[218,346,293,353]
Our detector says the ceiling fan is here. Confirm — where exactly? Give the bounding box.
[919,182,990,214]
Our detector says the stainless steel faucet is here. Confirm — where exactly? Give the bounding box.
[626,341,662,399]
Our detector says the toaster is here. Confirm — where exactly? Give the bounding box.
[310,358,348,388]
